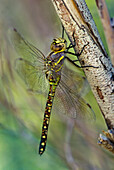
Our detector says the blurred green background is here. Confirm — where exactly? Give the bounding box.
[0,0,114,170]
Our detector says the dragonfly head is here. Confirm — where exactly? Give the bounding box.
[50,38,67,52]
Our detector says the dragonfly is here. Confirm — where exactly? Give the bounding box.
[9,28,95,155]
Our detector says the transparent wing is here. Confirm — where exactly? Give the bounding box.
[15,58,48,94]
[9,28,49,93]
[54,60,95,120]
[9,28,45,63]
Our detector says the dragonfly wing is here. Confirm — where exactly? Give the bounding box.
[9,28,45,63]
[9,28,49,93]
[15,58,48,94]
[54,83,77,118]
[54,60,95,120]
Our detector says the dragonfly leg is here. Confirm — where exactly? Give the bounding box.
[66,31,76,51]
[65,32,98,68]
[66,42,89,57]
[62,26,87,57]
[66,56,98,68]
[62,25,65,39]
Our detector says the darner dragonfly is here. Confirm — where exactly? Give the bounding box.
[10,28,95,155]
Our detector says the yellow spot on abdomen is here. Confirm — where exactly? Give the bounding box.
[42,135,46,138]
[45,114,49,117]
[44,126,47,129]
[47,103,52,106]
[41,142,45,146]
[40,148,44,151]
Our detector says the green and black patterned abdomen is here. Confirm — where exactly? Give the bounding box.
[39,80,58,155]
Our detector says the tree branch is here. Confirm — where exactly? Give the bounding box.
[51,0,114,153]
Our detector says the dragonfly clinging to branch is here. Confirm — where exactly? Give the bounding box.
[9,28,95,155]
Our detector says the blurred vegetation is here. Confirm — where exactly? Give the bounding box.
[0,0,114,170]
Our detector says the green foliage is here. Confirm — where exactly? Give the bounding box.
[0,129,67,170]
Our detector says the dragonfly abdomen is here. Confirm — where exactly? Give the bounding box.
[39,83,57,155]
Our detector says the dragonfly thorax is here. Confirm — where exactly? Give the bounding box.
[50,37,67,52]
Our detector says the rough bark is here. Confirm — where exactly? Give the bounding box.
[51,0,114,153]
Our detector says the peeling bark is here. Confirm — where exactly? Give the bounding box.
[51,0,114,153]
